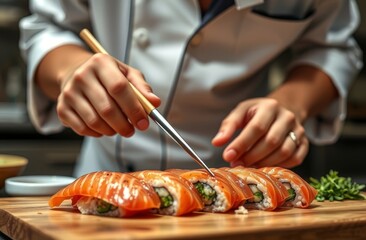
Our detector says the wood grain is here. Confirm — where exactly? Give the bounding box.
[1,197,366,240]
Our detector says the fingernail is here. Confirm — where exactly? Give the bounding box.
[224,149,238,161]
[137,119,149,130]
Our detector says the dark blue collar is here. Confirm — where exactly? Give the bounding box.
[202,0,235,24]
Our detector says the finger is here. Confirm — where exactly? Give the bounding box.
[92,54,149,131]
[252,133,298,168]
[80,69,136,136]
[75,96,119,136]
[211,121,239,147]
[60,83,117,136]
[222,104,277,162]
[278,137,309,168]
[241,110,296,165]
[57,103,103,137]
[124,64,161,108]
[212,102,255,147]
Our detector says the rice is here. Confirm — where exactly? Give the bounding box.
[76,197,124,217]
[150,179,177,215]
[257,183,272,209]
[244,177,272,210]
[286,182,304,207]
[191,177,229,212]
[234,206,248,214]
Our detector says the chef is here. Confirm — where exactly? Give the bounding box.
[19,0,362,177]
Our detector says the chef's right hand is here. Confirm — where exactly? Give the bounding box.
[57,53,161,137]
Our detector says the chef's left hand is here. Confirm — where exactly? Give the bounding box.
[211,98,309,168]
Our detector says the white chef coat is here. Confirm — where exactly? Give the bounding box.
[19,0,363,177]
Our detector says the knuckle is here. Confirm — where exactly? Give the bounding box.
[108,80,129,96]
[285,111,296,124]
[57,108,67,121]
[73,69,87,84]
[266,136,281,148]
[61,89,74,102]
[265,98,279,109]
[251,122,267,134]
[99,104,115,118]
[56,102,65,114]
[85,116,100,129]
[91,53,108,64]
[56,104,70,124]
[279,146,292,159]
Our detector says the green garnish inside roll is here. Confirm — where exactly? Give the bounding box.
[96,199,118,213]
[252,191,264,202]
[286,188,296,201]
[154,187,174,208]
[248,184,264,203]
[194,182,216,206]
[310,170,365,202]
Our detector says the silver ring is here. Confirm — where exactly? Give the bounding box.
[288,131,300,147]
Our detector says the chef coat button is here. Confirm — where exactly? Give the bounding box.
[133,28,150,48]
[190,33,203,47]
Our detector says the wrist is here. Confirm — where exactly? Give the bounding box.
[267,92,309,123]
[56,48,93,88]
[36,44,93,100]
[268,64,338,124]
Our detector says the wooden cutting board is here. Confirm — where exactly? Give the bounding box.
[1,197,366,240]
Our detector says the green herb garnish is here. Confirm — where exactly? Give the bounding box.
[309,170,365,202]
[194,182,216,205]
[96,199,117,213]
[252,191,264,203]
[286,188,296,201]
[154,187,174,208]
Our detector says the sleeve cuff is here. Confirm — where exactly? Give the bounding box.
[288,47,362,144]
[27,31,84,134]
[304,98,346,145]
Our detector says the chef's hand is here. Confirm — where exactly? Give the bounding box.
[57,53,161,137]
[211,98,309,168]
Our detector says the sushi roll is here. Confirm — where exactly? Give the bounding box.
[49,171,160,217]
[212,168,254,209]
[132,170,203,216]
[171,169,238,212]
[226,167,289,211]
[261,167,318,208]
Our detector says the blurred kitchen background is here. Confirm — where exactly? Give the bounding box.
[0,0,82,178]
[0,0,365,182]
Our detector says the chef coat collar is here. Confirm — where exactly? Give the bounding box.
[202,0,264,24]
[202,0,234,24]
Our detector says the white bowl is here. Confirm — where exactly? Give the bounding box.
[5,175,76,196]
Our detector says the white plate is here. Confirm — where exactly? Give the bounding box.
[5,175,76,196]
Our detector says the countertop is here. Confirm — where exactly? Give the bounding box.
[1,197,366,240]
